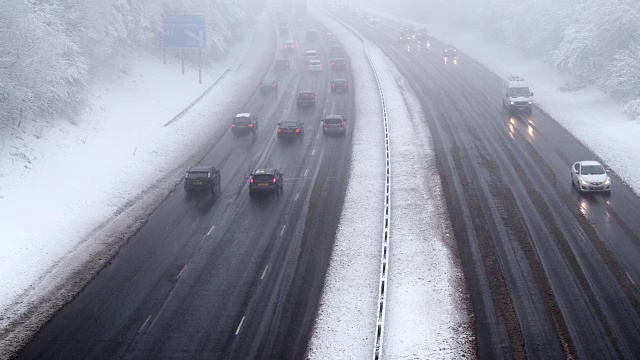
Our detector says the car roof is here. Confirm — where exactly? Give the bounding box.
[309,59,321,63]
[253,168,277,175]
[332,78,347,82]
[188,166,213,173]
[578,160,602,166]
[304,50,317,53]
[325,114,344,119]
[235,113,251,118]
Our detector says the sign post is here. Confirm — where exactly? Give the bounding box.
[160,14,206,83]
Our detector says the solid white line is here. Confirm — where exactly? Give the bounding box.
[280,225,287,237]
[295,192,300,201]
[207,226,215,236]
[261,265,269,280]
[628,272,637,287]
[311,149,315,155]
[235,316,246,335]
[177,265,187,279]
[138,315,152,333]
[304,169,309,177]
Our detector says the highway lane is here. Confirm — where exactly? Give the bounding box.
[19,14,355,360]
[339,10,640,360]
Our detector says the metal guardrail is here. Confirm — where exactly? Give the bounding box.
[314,7,391,359]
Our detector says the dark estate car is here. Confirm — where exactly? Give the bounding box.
[296,91,316,107]
[275,58,290,70]
[231,113,258,135]
[321,115,347,136]
[330,78,349,93]
[249,168,284,197]
[259,76,278,93]
[184,166,221,195]
[330,45,344,59]
[330,57,347,71]
[277,120,304,140]
[282,40,296,51]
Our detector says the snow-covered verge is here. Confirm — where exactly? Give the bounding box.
[308,7,473,359]
[367,8,640,198]
[0,13,274,357]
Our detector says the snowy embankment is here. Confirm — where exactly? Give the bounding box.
[372,9,640,197]
[0,13,274,356]
[308,7,473,359]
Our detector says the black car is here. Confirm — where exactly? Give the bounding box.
[321,115,347,136]
[330,78,349,93]
[231,113,258,135]
[277,120,304,140]
[184,166,221,195]
[330,57,347,71]
[275,58,290,70]
[249,169,284,197]
[296,92,316,107]
[259,76,278,94]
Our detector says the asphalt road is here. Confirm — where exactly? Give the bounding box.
[339,10,640,360]
[19,14,355,360]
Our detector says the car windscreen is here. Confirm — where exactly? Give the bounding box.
[324,118,343,125]
[581,165,605,175]
[233,117,251,124]
[509,87,531,96]
[253,174,273,182]
[187,172,208,179]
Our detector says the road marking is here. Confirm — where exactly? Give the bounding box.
[295,192,300,201]
[138,315,152,333]
[627,272,637,287]
[311,149,315,156]
[304,169,309,177]
[177,265,187,279]
[207,226,215,236]
[235,316,246,335]
[261,265,269,280]
[280,225,287,237]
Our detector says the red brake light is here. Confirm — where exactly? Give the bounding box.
[296,128,300,133]
[278,128,282,133]
[341,121,345,127]
[231,124,236,128]
[273,177,277,183]
[249,124,254,128]
[250,178,254,184]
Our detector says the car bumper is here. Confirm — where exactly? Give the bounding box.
[250,185,278,194]
[579,183,611,192]
[297,101,315,106]
[184,183,211,191]
[323,128,345,135]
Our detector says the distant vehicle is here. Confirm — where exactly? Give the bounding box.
[330,78,349,93]
[296,91,316,107]
[360,13,369,20]
[321,115,347,136]
[258,75,278,93]
[306,29,318,41]
[249,168,284,197]
[282,40,296,50]
[277,120,304,140]
[231,113,258,136]
[274,58,290,70]
[398,32,411,43]
[330,45,344,58]
[404,24,416,34]
[184,166,221,196]
[330,57,347,71]
[443,45,458,65]
[571,161,611,193]
[308,59,323,72]
[416,28,429,41]
[369,17,380,26]
[502,75,534,114]
[325,32,334,41]
[303,50,318,63]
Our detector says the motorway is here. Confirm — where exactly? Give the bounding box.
[19,14,354,360]
[339,10,640,360]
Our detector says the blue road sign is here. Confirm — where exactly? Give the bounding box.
[161,14,206,48]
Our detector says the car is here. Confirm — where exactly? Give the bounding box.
[231,113,258,135]
[360,13,369,20]
[398,32,411,43]
[282,40,296,51]
[321,115,347,136]
[258,75,278,93]
[306,29,317,42]
[303,50,318,63]
[369,17,380,26]
[325,32,334,41]
[277,120,304,140]
[443,45,458,65]
[330,78,349,93]
[330,45,344,58]
[308,59,323,72]
[416,29,429,41]
[274,58,291,70]
[296,91,316,107]
[184,166,221,196]
[404,25,416,34]
[249,168,284,197]
[571,161,611,193]
[330,57,347,70]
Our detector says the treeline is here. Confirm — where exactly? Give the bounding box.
[0,0,250,125]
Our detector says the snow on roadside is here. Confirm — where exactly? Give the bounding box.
[307,8,384,359]
[0,13,274,356]
[369,47,474,359]
[371,9,640,197]
[308,7,473,359]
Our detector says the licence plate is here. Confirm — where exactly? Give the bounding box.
[258,183,269,187]
[193,181,202,185]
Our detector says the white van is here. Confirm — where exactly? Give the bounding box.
[502,76,534,115]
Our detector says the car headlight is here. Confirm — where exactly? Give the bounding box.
[510,101,514,105]
[580,179,589,186]
[604,178,611,185]
[528,101,532,104]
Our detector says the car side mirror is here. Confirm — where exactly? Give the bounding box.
[277,122,281,125]
[606,168,611,173]
[530,92,534,96]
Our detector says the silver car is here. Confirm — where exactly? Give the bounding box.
[571,160,611,192]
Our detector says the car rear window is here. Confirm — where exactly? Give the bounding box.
[298,93,314,98]
[324,118,343,125]
[233,117,251,124]
[187,172,208,178]
[253,174,274,182]
[281,121,298,127]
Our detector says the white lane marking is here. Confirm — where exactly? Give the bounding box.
[280,225,287,237]
[207,226,215,236]
[138,315,152,333]
[627,272,637,287]
[177,265,187,279]
[261,265,269,280]
[304,169,309,177]
[295,192,300,201]
[235,316,246,335]
[311,149,315,156]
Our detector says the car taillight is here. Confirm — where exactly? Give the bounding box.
[341,121,345,127]
[332,84,335,88]
[312,94,316,98]
[296,128,300,133]
[250,178,254,184]
[278,128,282,133]
[273,177,277,183]
[344,84,347,88]
[272,84,277,87]
[323,122,327,128]
[249,124,254,127]
[231,124,236,128]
